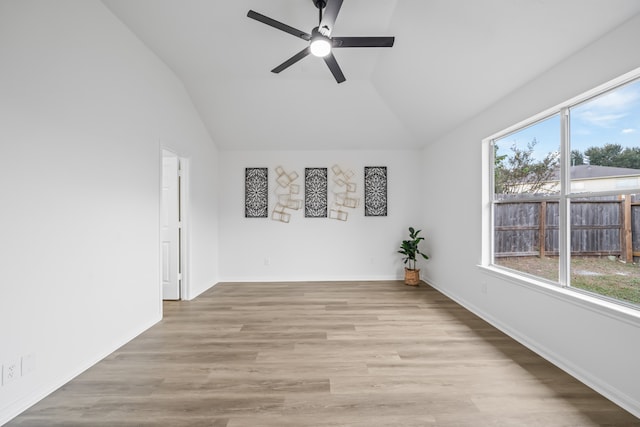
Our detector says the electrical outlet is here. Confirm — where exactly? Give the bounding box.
[2,359,20,385]
[264,257,270,266]
[21,354,36,376]
[481,282,488,294]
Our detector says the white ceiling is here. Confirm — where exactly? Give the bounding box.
[101,0,640,151]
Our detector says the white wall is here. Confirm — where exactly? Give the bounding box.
[0,0,219,423]
[3,0,638,422]
[421,14,640,417]
[218,150,424,282]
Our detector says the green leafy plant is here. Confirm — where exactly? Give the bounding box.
[398,227,429,270]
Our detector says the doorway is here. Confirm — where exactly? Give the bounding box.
[161,149,186,300]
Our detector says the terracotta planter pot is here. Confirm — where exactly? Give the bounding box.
[404,268,420,286]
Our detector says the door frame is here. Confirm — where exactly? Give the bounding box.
[178,157,190,301]
[159,147,190,305]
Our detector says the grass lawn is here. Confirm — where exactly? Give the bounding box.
[495,256,640,306]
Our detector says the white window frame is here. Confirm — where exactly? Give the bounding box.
[482,67,640,316]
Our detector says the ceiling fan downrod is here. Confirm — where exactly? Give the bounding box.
[313,0,326,28]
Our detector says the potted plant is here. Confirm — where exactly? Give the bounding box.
[398,227,429,286]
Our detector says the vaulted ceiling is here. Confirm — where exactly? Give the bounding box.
[101,0,640,150]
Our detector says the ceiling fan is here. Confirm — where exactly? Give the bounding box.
[247,0,395,83]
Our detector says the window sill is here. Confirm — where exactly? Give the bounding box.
[478,264,640,327]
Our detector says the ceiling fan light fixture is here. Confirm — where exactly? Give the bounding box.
[310,30,331,57]
[247,0,395,83]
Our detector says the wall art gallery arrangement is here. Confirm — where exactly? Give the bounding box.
[245,165,387,222]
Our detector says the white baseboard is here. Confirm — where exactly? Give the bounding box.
[424,276,640,419]
[0,315,161,426]
[216,275,402,283]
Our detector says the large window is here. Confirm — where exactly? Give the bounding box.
[489,74,640,309]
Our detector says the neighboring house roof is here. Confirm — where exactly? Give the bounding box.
[570,164,640,179]
[546,164,640,181]
[503,165,640,194]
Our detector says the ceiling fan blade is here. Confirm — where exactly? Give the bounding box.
[323,52,346,84]
[271,47,311,74]
[319,0,343,36]
[247,10,311,41]
[333,36,395,48]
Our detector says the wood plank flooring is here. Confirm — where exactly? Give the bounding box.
[8,281,640,426]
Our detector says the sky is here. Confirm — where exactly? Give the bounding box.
[495,78,640,162]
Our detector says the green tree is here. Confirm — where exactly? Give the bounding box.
[570,149,585,166]
[582,143,640,169]
[615,147,640,169]
[495,139,559,195]
[584,143,623,166]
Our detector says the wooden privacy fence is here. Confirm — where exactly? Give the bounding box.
[494,195,640,262]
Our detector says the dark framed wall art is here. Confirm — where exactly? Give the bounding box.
[245,167,268,218]
[364,166,387,216]
[304,167,328,218]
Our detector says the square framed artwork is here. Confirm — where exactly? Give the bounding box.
[304,167,328,218]
[245,167,268,218]
[364,166,387,216]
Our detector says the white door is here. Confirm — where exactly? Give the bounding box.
[161,152,180,300]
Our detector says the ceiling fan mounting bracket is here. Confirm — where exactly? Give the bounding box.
[312,0,327,9]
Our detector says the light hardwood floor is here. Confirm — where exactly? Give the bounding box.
[8,281,640,426]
